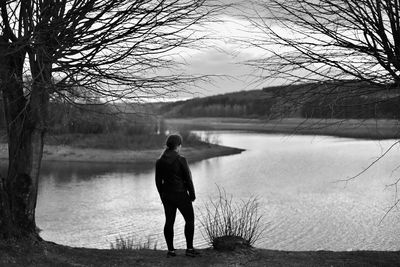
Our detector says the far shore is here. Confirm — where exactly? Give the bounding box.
[0,143,244,164]
[166,117,400,140]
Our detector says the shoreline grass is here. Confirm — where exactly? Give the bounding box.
[110,235,158,250]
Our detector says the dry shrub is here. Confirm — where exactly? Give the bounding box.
[110,235,158,250]
[199,187,266,249]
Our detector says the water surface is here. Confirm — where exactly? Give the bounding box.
[36,132,400,250]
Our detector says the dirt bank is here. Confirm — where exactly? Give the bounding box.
[1,240,399,267]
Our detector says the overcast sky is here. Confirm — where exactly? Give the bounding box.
[175,1,273,99]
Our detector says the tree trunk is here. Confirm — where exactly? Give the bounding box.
[0,37,48,240]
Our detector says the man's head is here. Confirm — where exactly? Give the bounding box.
[166,134,182,151]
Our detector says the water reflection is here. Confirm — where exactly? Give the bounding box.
[40,161,154,182]
[1,160,154,183]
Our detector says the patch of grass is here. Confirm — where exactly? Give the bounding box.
[110,235,158,250]
[46,133,167,150]
[199,187,266,249]
[45,129,211,150]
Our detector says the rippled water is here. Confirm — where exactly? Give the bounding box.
[36,132,400,250]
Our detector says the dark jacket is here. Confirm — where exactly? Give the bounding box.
[155,149,196,200]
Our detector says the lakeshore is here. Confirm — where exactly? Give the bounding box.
[166,117,400,140]
[0,117,397,165]
[2,120,400,266]
[1,240,400,266]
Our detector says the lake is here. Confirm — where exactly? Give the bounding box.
[36,131,400,250]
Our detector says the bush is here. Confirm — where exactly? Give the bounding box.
[110,235,158,250]
[199,187,266,250]
[180,129,205,147]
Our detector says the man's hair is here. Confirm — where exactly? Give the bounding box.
[166,134,182,150]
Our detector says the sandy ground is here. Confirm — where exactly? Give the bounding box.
[0,143,244,164]
[1,240,400,267]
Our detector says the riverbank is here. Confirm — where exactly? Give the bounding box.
[1,240,400,266]
[166,117,400,140]
[0,143,244,164]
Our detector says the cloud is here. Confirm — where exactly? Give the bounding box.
[159,10,296,98]
[175,48,261,97]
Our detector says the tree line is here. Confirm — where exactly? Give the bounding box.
[159,90,275,118]
[302,95,400,119]
[0,101,162,136]
[268,81,400,120]
[159,82,400,120]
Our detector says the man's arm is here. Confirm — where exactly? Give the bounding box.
[155,161,163,199]
[179,156,196,201]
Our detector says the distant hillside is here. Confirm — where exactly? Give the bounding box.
[157,81,400,120]
[158,90,275,118]
[264,81,400,119]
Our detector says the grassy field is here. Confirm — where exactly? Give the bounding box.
[166,117,400,140]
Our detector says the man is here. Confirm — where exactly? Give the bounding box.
[155,134,200,258]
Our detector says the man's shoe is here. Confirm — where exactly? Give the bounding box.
[185,248,201,257]
[167,250,177,258]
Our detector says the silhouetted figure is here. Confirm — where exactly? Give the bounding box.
[155,134,200,257]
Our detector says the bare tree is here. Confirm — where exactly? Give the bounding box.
[246,0,400,117]
[0,0,216,240]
